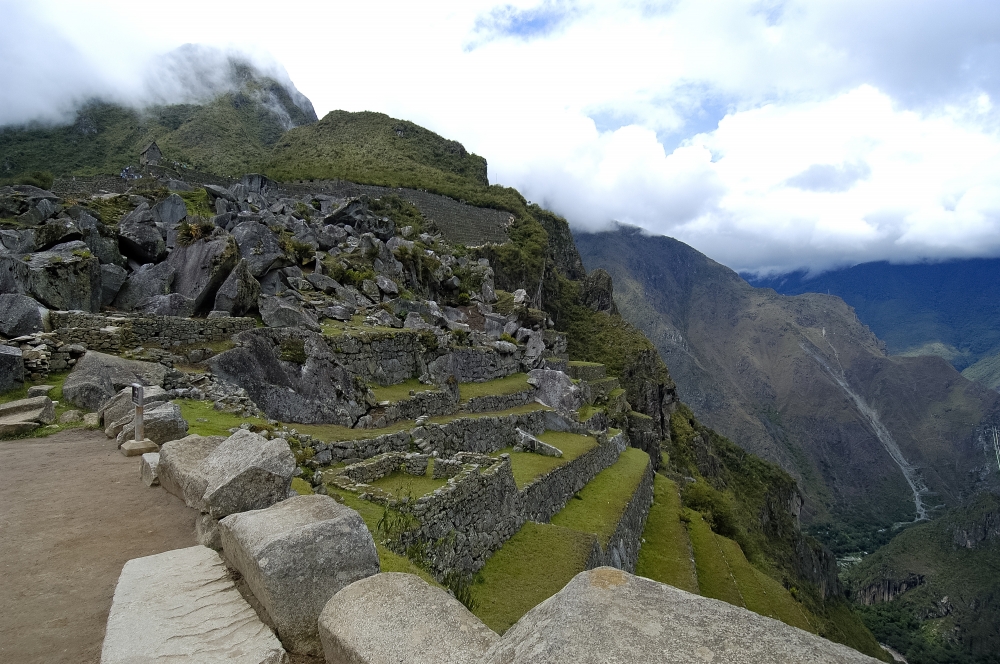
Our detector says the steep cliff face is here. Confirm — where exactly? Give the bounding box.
[575,225,1000,538]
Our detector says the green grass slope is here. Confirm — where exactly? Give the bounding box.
[636,475,699,593]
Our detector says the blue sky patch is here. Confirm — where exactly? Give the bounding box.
[470,1,582,46]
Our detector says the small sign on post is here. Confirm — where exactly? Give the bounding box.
[131,383,144,443]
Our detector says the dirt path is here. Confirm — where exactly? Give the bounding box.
[0,429,196,663]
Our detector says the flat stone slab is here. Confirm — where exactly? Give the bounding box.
[101,545,287,664]
[319,572,499,664]
[483,568,880,663]
[120,439,158,457]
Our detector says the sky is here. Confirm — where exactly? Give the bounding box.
[4,0,1000,276]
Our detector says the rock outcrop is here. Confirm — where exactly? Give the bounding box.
[0,395,55,437]
[157,434,228,509]
[0,294,47,337]
[200,430,297,518]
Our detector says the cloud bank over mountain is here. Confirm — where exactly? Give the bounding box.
[4,0,1000,274]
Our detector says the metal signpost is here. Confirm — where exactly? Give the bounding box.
[132,383,144,442]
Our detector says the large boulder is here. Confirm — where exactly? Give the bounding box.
[118,203,167,263]
[34,217,82,250]
[483,568,880,664]
[0,241,101,312]
[527,369,587,416]
[68,207,125,267]
[100,546,287,664]
[115,401,189,446]
[219,495,379,655]
[213,258,260,315]
[100,264,128,306]
[319,573,499,664]
[135,293,197,317]
[0,346,24,393]
[62,351,167,411]
[200,430,296,519]
[113,262,175,311]
[0,294,47,337]
[157,434,227,509]
[167,234,238,310]
[232,221,290,277]
[258,295,320,331]
[209,329,369,425]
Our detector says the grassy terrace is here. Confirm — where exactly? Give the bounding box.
[635,475,699,593]
[459,373,531,403]
[492,431,597,489]
[0,371,88,440]
[471,522,596,634]
[367,468,448,498]
[550,447,649,544]
[370,378,437,403]
[178,399,269,437]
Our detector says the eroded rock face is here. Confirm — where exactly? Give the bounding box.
[100,546,287,664]
[209,329,369,425]
[200,430,296,519]
[135,293,196,317]
[0,294,46,337]
[100,264,128,306]
[319,573,499,664]
[62,351,167,412]
[484,568,879,664]
[219,495,379,656]
[580,268,619,316]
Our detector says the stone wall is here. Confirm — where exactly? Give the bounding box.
[326,330,430,386]
[519,431,626,524]
[414,409,548,456]
[356,389,457,429]
[48,311,255,350]
[589,458,654,573]
[430,347,522,383]
[461,389,536,414]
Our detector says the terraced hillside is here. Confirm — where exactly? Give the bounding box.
[1,98,888,659]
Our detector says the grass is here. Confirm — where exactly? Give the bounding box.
[715,535,815,632]
[458,373,531,403]
[370,378,437,404]
[494,431,597,489]
[550,447,649,545]
[471,522,596,634]
[367,469,448,498]
[687,509,744,607]
[176,399,268,437]
[635,475,699,593]
[290,477,313,495]
[567,360,603,367]
[0,371,89,440]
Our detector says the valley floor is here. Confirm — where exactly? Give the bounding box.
[0,429,196,663]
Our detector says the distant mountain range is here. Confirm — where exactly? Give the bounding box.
[749,260,1000,390]
[575,225,1000,547]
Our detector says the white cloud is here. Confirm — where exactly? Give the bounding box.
[4,0,1000,273]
